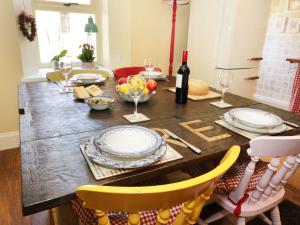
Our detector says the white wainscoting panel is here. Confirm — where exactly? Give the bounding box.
[0,131,20,151]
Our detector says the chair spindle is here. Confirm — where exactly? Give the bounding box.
[156,209,171,225]
[229,154,259,204]
[173,200,196,225]
[248,157,280,205]
[95,210,110,225]
[262,156,296,201]
[189,186,214,224]
[128,212,140,225]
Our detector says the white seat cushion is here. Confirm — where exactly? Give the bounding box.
[214,188,285,217]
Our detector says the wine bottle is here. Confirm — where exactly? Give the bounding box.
[175,50,190,104]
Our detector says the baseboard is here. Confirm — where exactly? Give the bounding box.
[253,94,290,111]
[0,131,20,151]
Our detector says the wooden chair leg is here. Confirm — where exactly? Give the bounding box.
[202,209,229,224]
[196,218,207,225]
[270,206,282,225]
[236,217,246,225]
[258,213,272,225]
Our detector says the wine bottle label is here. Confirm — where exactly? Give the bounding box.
[176,74,183,88]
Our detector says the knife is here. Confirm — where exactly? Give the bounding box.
[283,120,299,128]
[163,129,202,154]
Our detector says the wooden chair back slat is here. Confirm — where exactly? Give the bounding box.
[76,146,240,225]
[249,136,300,157]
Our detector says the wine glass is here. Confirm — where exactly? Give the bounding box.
[218,70,233,106]
[59,62,73,93]
[127,75,146,120]
[144,58,154,80]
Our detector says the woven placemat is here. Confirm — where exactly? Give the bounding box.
[80,139,183,181]
[215,120,293,139]
[168,87,221,100]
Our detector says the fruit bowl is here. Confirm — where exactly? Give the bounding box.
[116,85,156,103]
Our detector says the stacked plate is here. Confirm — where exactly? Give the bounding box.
[72,73,106,85]
[139,71,167,80]
[84,125,167,169]
[224,108,286,134]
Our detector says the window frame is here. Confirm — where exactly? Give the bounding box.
[34,0,96,12]
[33,0,98,67]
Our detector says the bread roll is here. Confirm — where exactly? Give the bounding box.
[188,79,209,96]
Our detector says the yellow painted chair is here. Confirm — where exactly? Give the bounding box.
[72,145,240,225]
[46,69,110,82]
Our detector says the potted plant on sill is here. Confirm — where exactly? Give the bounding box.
[78,44,96,69]
[51,50,67,70]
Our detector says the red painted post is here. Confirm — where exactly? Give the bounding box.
[168,0,177,79]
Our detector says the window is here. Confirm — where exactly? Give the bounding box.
[33,0,97,65]
[40,0,91,4]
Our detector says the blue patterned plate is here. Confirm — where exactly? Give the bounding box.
[85,136,167,169]
[94,125,162,158]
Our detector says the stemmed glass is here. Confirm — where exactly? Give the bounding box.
[144,58,154,80]
[59,62,73,93]
[218,70,233,106]
[127,75,146,120]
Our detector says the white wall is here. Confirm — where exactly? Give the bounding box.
[130,0,190,74]
[102,0,190,73]
[105,0,132,69]
[13,0,40,78]
[0,0,23,150]
[187,0,224,85]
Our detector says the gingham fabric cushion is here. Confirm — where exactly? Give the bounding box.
[187,151,268,195]
[289,64,300,114]
[71,199,181,225]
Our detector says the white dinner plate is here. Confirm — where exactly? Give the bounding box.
[224,112,287,134]
[85,136,167,169]
[94,125,163,158]
[139,71,167,80]
[228,108,283,129]
[71,75,105,85]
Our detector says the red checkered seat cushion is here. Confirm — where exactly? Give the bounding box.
[187,152,268,195]
[71,199,181,225]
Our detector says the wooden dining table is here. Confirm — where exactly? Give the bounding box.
[19,77,300,216]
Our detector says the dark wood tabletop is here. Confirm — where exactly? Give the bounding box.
[19,78,300,216]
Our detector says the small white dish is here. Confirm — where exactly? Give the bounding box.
[85,96,114,110]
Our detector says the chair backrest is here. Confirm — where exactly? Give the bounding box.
[113,66,162,79]
[76,146,240,225]
[46,69,110,82]
[228,136,300,205]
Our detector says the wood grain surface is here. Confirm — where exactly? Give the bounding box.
[19,78,300,215]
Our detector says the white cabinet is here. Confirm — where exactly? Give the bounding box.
[187,0,271,99]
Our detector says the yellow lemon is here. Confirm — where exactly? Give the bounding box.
[143,87,150,95]
[118,84,129,95]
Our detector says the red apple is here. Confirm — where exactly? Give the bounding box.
[118,77,126,85]
[146,80,158,93]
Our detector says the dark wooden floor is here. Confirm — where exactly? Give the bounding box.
[0,148,53,225]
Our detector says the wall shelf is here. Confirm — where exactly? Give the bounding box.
[286,58,300,63]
